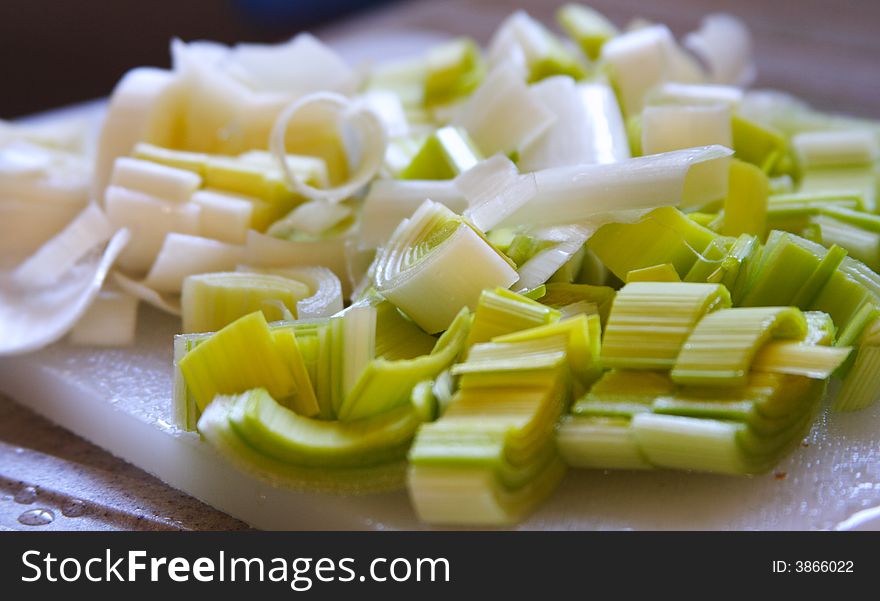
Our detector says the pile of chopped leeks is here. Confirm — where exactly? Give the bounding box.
[2,5,880,527]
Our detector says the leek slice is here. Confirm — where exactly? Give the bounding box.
[540,283,615,326]
[799,165,878,213]
[731,114,787,173]
[557,416,650,469]
[672,307,808,386]
[338,308,470,422]
[720,159,768,237]
[641,104,732,155]
[458,154,537,233]
[752,342,850,379]
[267,200,352,238]
[238,265,343,320]
[792,130,878,169]
[243,230,351,294]
[0,219,130,355]
[423,37,485,107]
[556,4,618,60]
[519,78,629,171]
[834,345,880,411]
[104,185,201,275]
[646,82,743,109]
[739,231,827,307]
[269,92,387,203]
[373,200,518,334]
[373,299,437,360]
[453,64,556,156]
[468,288,561,346]
[190,189,255,244]
[69,287,139,347]
[177,311,298,412]
[109,157,201,203]
[571,369,676,417]
[683,14,754,86]
[501,145,733,228]
[601,282,731,369]
[487,10,585,83]
[93,67,182,198]
[197,396,408,493]
[515,224,592,290]
[625,263,681,283]
[359,179,467,249]
[144,233,244,294]
[181,272,311,333]
[588,207,719,280]
[271,329,319,417]
[398,126,481,180]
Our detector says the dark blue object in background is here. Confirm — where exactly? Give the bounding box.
[232,0,400,33]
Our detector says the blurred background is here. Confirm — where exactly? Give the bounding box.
[1,0,878,119]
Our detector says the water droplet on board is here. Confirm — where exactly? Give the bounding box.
[61,499,87,518]
[14,485,37,504]
[18,508,54,526]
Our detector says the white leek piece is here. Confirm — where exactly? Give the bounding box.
[112,272,182,316]
[191,189,254,244]
[500,145,733,227]
[109,157,202,203]
[244,230,351,294]
[601,25,698,116]
[226,33,355,95]
[792,131,879,169]
[69,288,139,347]
[267,200,352,238]
[238,265,343,320]
[359,180,467,249]
[93,67,182,198]
[453,64,555,156]
[270,92,387,203]
[520,78,629,171]
[515,224,593,290]
[647,82,743,109]
[104,185,201,274]
[373,200,518,333]
[143,233,244,294]
[458,154,537,232]
[642,104,732,155]
[357,90,409,139]
[12,204,115,287]
[684,14,755,86]
[0,229,130,355]
[486,10,584,82]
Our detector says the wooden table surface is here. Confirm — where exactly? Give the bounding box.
[2,0,878,531]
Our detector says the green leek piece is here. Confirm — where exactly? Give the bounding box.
[834,345,880,411]
[626,114,643,157]
[181,272,311,334]
[178,312,298,412]
[731,115,787,174]
[705,234,760,300]
[683,237,734,283]
[751,342,850,379]
[211,388,429,469]
[494,313,602,387]
[373,300,438,361]
[814,214,880,271]
[571,369,675,417]
[601,282,731,369]
[424,38,485,106]
[739,231,827,307]
[587,207,718,280]
[556,4,619,60]
[721,159,768,237]
[540,283,616,327]
[799,165,878,213]
[802,310,837,345]
[671,307,808,387]
[770,191,864,211]
[688,212,718,229]
[557,415,650,469]
[271,329,320,417]
[467,287,561,346]
[506,233,556,267]
[810,269,875,337]
[625,263,681,283]
[398,126,482,180]
[338,309,471,422]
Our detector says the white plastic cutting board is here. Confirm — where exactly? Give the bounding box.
[2,29,880,531]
